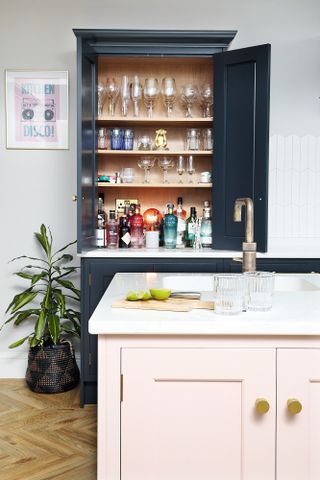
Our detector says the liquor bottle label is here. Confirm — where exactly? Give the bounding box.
[188,223,197,235]
[96,229,105,247]
[121,232,131,245]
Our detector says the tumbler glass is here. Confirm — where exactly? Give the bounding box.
[110,128,124,150]
[213,274,244,315]
[244,272,275,311]
[123,128,134,150]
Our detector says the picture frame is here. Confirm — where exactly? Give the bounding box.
[5,70,69,150]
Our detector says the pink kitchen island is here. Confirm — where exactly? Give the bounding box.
[89,272,320,480]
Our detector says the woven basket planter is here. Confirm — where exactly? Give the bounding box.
[26,342,80,394]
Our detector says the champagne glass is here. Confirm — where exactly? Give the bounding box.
[130,75,142,117]
[161,77,177,117]
[187,155,195,183]
[105,77,119,116]
[137,157,155,184]
[200,83,213,117]
[143,78,159,118]
[177,155,185,184]
[180,84,199,118]
[158,157,175,184]
[97,82,107,117]
[120,75,131,117]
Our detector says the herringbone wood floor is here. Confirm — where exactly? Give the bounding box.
[0,379,97,480]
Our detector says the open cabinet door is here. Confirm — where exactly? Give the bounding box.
[213,44,270,252]
[77,47,96,252]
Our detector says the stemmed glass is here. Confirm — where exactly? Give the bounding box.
[130,75,142,117]
[105,78,119,116]
[137,157,155,184]
[161,77,177,117]
[176,155,185,184]
[187,155,195,183]
[143,78,159,118]
[97,82,107,117]
[158,157,175,184]
[200,83,213,117]
[181,84,199,118]
[120,75,131,117]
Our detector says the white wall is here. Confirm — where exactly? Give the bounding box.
[0,0,319,377]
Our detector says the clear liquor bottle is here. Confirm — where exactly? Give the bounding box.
[200,201,212,248]
[173,197,187,219]
[130,204,144,248]
[107,210,119,248]
[175,201,186,249]
[164,203,178,249]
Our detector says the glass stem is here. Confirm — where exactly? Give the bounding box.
[144,168,148,184]
[164,169,168,183]
[133,101,139,117]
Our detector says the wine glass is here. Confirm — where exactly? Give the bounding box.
[120,75,130,117]
[200,83,213,117]
[143,78,159,118]
[158,157,175,184]
[180,84,199,118]
[177,155,185,184]
[137,156,155,184]
[97,82,107,117]
[161,77,177,117]
[187,155,195,183]
[130,75,142,117]
[105,77,119,116]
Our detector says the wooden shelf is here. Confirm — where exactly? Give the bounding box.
[97,117,213,127]
[97,182,212,188]
[97,150,212,156]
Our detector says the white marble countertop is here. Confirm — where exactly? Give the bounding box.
[88,272,320,336]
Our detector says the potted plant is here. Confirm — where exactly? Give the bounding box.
[1,224,80,393]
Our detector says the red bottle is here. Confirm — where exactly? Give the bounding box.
[130,204,144,248]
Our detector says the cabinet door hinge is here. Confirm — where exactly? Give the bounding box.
[88,273,92,287]
[120,374,123,402]
[88,352,92,366]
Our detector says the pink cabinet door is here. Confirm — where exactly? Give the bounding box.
[277,349,320,480]
[121,348,275,480]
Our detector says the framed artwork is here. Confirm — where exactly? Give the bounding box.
[5,70,69,149]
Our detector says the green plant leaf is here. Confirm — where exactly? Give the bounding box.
[9,255,48,265]
[29,335,40,347]
[9,336,30,349]
[63,314,80,335]
[55,279,80,298]
[53,254,74,265]
[61,323,80,337]
[35,310,46,340]
[15,272,34,280]
[43,284,52,309]
[31,272,47,285]
[14,309,39,326]
[48,314,60,344]
[52,240,77,259]
[11,291,38,314]
[54,291,65,317]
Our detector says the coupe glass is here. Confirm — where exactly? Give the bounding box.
[143,78,159,118]
[130,75,142,117]
[176,155,185,184]
[187,155,195,183]
[105,77,119,116]
[158,157,175,184]
[97,82,107,117]
[120,75,131,117]
[200,83,213,117]
[137,156,155,184]
[161,77,177,117]
[180,84,199,118]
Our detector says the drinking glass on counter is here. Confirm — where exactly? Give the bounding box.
[181,84,199,118]
[105,77,119,116]
[177,155,185,184]
[138,157,155,183]
[200,83,213,117]
[130,75,142,117]
[144,78,160,118]
[158,157,175,184]
[244,272,275,311]
[161,77,177,117]
[213,274,244,315]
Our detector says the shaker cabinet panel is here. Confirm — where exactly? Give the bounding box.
[121,348,275,480]
[213,44,270,252]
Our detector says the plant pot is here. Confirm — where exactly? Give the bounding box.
[26,342,80,394]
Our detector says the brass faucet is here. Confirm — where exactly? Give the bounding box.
[233,197,256,272]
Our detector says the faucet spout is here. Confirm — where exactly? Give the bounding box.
[233,197,256,272]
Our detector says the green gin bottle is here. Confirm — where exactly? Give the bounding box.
[185,207,197,247]
[164,203,178,249]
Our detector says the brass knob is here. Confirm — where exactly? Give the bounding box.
[287,398,302,415]
[72,195,77,202]
[255,398,270,414]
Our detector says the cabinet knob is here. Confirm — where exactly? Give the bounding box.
[287,398,302,415]
[255,398,270,414]
[72,195,78,202]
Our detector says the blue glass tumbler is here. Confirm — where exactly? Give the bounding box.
[110,128,124,150]
[123,129,134,150]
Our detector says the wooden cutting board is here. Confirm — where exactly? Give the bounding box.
[112,297,215,312]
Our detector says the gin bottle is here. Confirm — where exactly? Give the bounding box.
[164,203,178,249]
[107,210,119,248]
[185,207,197,247]
[175,200,186,249]
[130,204,144,248]
[200,201,212,248]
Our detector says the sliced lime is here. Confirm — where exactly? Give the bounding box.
[126,290,152,301]
[126,291,140,301]
[150,288,171,301]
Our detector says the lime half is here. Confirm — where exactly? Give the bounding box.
[126,290,151,301]
[150,288,171,301]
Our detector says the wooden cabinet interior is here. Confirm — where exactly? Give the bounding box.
[97,55,214,216]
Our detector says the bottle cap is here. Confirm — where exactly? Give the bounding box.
[109,210,116,219]
[177,197,183,204]
[167,203,174,209]
[190,206,196,215]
